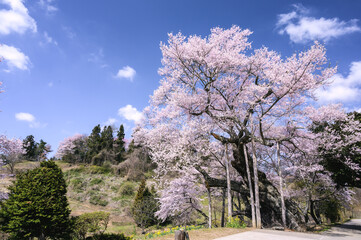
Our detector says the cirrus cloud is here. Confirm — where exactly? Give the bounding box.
[277,4,361,43]
[118,105,143,123]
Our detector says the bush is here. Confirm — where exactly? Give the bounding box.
[89,165,112,174]
[115,148,155,181]
[320,198,342,223]
[88,233,131,240]
[120,182,136,196]
[90,178,104,186]
[73,211,110,240]
[71,178,88,192]
[90,194,109,206]
[226,216,246,228]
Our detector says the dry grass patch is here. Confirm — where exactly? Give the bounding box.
[151,228,250,240]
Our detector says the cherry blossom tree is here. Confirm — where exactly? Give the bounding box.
[0,135,25,174]
[134,25,349,229]
[56,134,87,163]
[156,174,206,225]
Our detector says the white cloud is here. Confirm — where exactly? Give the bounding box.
[43,31,57,45]
[15,112,46,128]
[104,118,117,126]
[15,112,35,122]
[118,105,143,123]
[277,4,361,43]
[38,0,57,14]
[0,44,30,71]
[0,0,37,35]
[316,61,361,103]
[116,66,136,81]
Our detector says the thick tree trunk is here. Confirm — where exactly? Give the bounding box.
[196,158,303,230]
[225,144,232,221]
[251,136,262,228]
[310,200,321,225]
[243,144,256,228]
[277,141,287,229]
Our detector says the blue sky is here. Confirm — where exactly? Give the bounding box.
[1,0,361,156]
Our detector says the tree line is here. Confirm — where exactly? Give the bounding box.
[56,124,127,165]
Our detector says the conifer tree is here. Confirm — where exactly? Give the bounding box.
[87,124,102,161]
[131,179,159,233]
[22,135,38,161]
[114,124,126,162]
[101,126,114,151]
[0,161,72,240]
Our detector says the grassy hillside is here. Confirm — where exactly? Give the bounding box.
[61,161,141,235]
[1,160,141,235]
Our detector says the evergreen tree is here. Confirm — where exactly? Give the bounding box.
[101,126,114,151]
[114,124,126,162]
[0,161,72,240]
[22,135,38,161]
[87,125,102,161]
[131,179,159,233]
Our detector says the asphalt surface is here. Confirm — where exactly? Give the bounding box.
[214,219,361,240]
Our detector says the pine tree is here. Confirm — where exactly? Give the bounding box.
[114,124,126,162]
[0,161,72,240]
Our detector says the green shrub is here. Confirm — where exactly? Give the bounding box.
[90,195,109,206]
[73,211,110,240]
[226,216,246,228]
[89,165,112,174]
[90,178,104,186]
[320,198,342,223]
[71,178,87,192]
[89,233,131,240]
[120,182,136,196]
[67,166,86,175]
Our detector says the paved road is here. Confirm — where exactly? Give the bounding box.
[214,219,361,240]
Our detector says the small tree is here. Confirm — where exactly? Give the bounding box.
[0,161,72,240]
[131,179,159,233]
[0,135,24,174]
[36,139,51,161]
[73,211,110,240]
